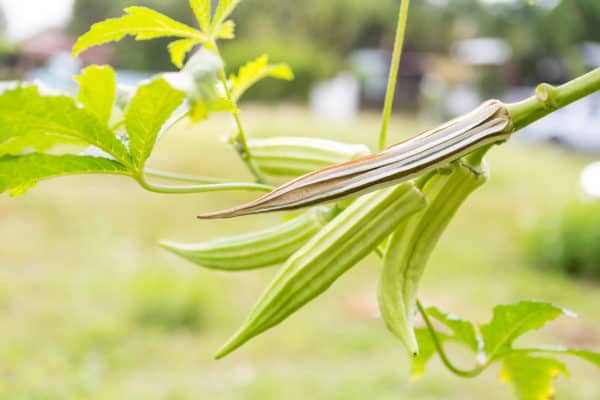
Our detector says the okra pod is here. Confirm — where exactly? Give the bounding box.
[160,208,329,271]
[248,137,370,177]
[199,100,511,219]
[215,182,427,359]
[378,158,489,356]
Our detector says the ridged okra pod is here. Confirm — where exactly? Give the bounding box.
[200,100,511,219]
[378,157,489,356]
[215,182,427,358]
[160,207,329,271]
[248,137,370,177]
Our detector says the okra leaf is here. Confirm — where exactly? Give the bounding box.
[500,354,569,400]
[411,327,451,380]
[168,38,201,69]
[427,306,480,353]
[0,85,131,165]
[230,55,294,102]
[72,7,206,59]
[189,0,212,33]
[0,153,130,196]
[125,78,186,170]
[524,346,600,369]
[212,0,242,28]
[214,20,236,40]
[74,65,117,124]
[0,134,80,156]
[480,301,574,362]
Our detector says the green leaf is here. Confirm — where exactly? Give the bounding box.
[74,65,117,124]
[214,20,235,40]
[0,85,131,165]
[411,328,451,380]
[125,79,186,170]
[230,55,294,102]
[427,307,480,353]
[212,0,242,28]
[0,134,80,156]
[480,301,573,361]
[0,154,130,196]
[190,0,212,33]
[526,346,600,369]
[501,354,569,400]
[168,38,201,69]
[72,7,205,58]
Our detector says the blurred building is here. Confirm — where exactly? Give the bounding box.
[17,29,113,71]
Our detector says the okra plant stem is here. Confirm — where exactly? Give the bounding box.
[137,175,273,194]
[145,169,242,185]
[212,43,269,184]
[507,67,600,131]
[417,301,487,378]
[379,0,411,151]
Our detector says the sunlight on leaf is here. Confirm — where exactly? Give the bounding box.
[168,38,202,69]
[230,55,294,102]
[214,20,236,40]
[189,0,212,33]
[0,85,131,165]
[427,306,480,353]
[125,79,186,170]
[212,0,243,29]
[501,354,568,400]
[0,154,130,196]
[74,65,117,124]
[480,301,574,362]
[72,7,205,59]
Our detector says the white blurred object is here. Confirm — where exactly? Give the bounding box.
[348,48,389,103]
[453,38,512,66]
[444,85,482,117]
[0,0,73,40]
[582,42,600,68]
[26,52,81,93]
[581,162,600,198]
[309,73,360,121]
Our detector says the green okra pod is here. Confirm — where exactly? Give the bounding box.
[199,100,511,219]
[215,182,427,359]
[248,137,370,177]
[160,207,329,271]
[378,158,489,356]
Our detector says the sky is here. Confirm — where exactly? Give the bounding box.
[1,0,74,40]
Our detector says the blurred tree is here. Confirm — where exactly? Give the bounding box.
[68,0,600,94]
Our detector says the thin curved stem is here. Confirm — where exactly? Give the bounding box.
[378,0,411,151]
[212,44,269,184]
[145,169,235,185]
[417,301,486,378]
[137,175,273,194]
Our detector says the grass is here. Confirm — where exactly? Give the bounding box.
[1,105,599,399]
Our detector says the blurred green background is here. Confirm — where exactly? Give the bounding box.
[2,0,600,398]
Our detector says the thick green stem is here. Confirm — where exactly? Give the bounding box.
[378,0,410,151]
[507,67,600,131]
